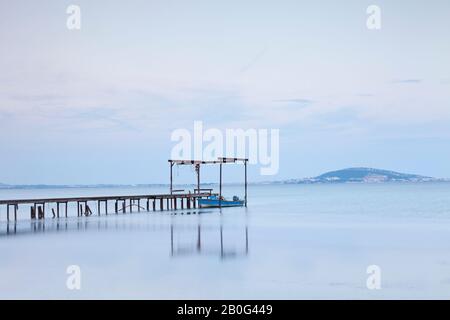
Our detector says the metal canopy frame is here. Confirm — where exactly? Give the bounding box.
[168,157,248,207]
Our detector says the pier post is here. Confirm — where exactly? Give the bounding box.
[31,206,36,220]
[38,206,44,220]
[130,199,133,213]
[56,203,60,218]
[219,163,222,208]
[181,198,184,209]
[122,200,126,213]
[170,162,174,194]
[174,198,177,210]
[147,199,150,211]
[65,202,68,218]
[195,164,200,194]
[160,198,163,211]
[105,200,108,215]
[14,204,17,221]
[244,160,248,207]
[153,199,156,211]
[138,199,140,212]
[115,200,118,213]
[98,201,101,216]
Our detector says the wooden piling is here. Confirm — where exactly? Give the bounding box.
[38,206,44,220]
[31,206,36,220]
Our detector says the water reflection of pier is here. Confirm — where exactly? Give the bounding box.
[170,224,249,259]
[0,212,249,259]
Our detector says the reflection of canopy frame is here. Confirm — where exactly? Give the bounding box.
[168,157,248,207]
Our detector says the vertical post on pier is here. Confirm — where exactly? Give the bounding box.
[7,205,9,222]
[65,202,68,218]
[56,203,60,218]
[14,204,17,221]
[147,199,150,211]
[195,164,200,194]
[138,199,140,212]
[219,162,222,208]
[97,201,101,216]
[170,161,173,195]
[153,199,156,211]
[160,198,163,211]
[105,200,108,215]
[244,160,248,207]
[115,200,118,214]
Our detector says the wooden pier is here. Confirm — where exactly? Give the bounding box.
[0,192,214,222]
[0,157,248,222]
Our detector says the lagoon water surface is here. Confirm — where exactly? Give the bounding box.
[1,183,450,299]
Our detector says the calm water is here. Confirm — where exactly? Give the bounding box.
[1,183,450,299]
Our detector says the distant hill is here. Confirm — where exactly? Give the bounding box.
[281,167,440,184]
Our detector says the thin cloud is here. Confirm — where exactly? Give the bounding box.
[272,98,314,107]
[392,79,422,84]
[239,48,268,73]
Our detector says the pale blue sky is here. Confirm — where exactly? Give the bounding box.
[0,0,449,184]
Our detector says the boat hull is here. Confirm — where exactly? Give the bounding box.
[198,198,244,208]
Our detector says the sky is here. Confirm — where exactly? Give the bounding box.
[0,0,449,184]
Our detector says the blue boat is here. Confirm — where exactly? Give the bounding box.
[198,195,244,208]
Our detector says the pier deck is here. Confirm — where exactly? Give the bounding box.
[0,192,215,222]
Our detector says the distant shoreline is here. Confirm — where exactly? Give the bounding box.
[1,181,450,190]
[1,167,449,189]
